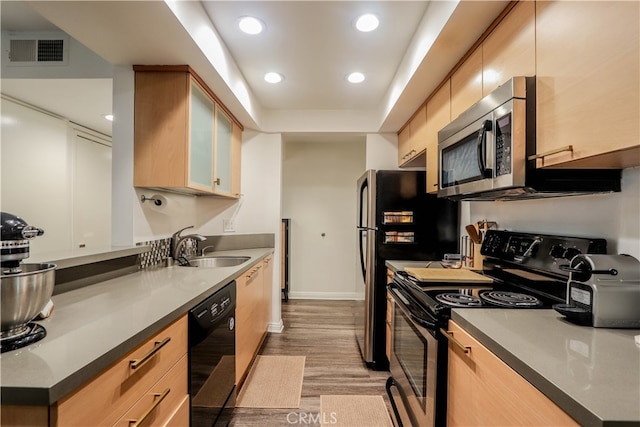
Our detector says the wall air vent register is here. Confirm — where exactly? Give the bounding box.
[5,33,67,65]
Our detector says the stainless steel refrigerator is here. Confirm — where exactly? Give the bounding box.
[356,170,459,370]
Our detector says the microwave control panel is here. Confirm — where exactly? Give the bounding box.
[495,113,512,176]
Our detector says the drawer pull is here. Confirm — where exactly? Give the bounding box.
[128,388,171,427]
[440,328,470,354]
[527,145,573,161]
[130,337,171,370]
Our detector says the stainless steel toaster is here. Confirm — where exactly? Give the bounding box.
[553,254,640,328]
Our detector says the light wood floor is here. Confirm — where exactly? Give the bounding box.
[229,300,393,426]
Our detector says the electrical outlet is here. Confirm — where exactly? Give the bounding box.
[223,219,235,233]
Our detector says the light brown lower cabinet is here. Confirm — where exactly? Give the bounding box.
[1,316,189,427]
[446,320,578,427]
[235,254,274,389]
[235,262,265,387]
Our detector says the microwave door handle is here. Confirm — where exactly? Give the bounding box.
[477,120,493,178]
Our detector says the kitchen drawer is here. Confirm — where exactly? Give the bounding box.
[112,355,188,427]
[53,316,188,427]
[164,395,190,427]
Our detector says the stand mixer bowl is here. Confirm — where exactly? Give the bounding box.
[1,263,56,338]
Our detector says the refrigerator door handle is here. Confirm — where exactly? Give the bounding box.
[359,229,367,282]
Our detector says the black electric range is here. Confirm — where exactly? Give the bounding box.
[393,229,608,321]
[385,230,608,427]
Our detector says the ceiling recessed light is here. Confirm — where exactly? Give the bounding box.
[104,114,114,121]
[355,14,379,32]
[239,16,264,35]
[264,72,283,83]
[347,72,365,83]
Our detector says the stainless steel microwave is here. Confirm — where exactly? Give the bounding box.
[437,76,620,201]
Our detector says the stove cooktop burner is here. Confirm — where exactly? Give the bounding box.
[480,291,543,308]
[435,293,483,307]
[0,323,46,353]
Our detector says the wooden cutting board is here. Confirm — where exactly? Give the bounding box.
[404,267,494,283]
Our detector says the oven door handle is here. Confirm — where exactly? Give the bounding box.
[390,287,437,329]
[477,119,492,178]
[385,377,405,427]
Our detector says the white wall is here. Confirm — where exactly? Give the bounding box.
[465,166,640,259]
[282,139,366,299]
[365,133,401,171]
[1,97,112,255]
[1,97,72,254]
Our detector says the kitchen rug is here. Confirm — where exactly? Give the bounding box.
[320,395,393,427]
[236,355,306,408]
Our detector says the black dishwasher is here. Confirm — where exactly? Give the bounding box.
[189,281,236,427]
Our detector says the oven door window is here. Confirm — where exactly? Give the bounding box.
[394,307,428,409]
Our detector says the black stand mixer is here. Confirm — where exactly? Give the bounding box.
[1,212,55,352]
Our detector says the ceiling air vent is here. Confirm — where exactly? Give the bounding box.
[8,38,66,64]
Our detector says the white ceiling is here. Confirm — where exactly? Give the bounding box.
[202,1,428,111]
[1,0,509,140]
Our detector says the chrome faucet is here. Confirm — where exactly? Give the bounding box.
[171,226,207,262]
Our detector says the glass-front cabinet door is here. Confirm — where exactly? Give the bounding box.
[214,107,232,194]
[188,79,215,190]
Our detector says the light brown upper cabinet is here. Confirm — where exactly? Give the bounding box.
[397,125,411,166]
[425,80,451,194]
[482,1,535,96]
[134,66,242,197]
[535,1,640,168]
[450,48,483,121]
[398,105,427,167]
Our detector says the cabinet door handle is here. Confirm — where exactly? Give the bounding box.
[527,145,573,161]
[214,178,221,186]
[246,265,262,279]
[440,328,470,354]
[129,337,171,370]
[128,388,171,427]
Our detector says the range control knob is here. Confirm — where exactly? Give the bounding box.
[563,247,581,261]
[549,244,566,259]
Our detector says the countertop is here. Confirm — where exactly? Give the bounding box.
[0,248,273,406]
[452,309,640,427]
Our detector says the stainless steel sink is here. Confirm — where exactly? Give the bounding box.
[179,256,250,268]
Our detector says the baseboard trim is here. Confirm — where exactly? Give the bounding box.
[287,291,364,300]
[267,319,284,333]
